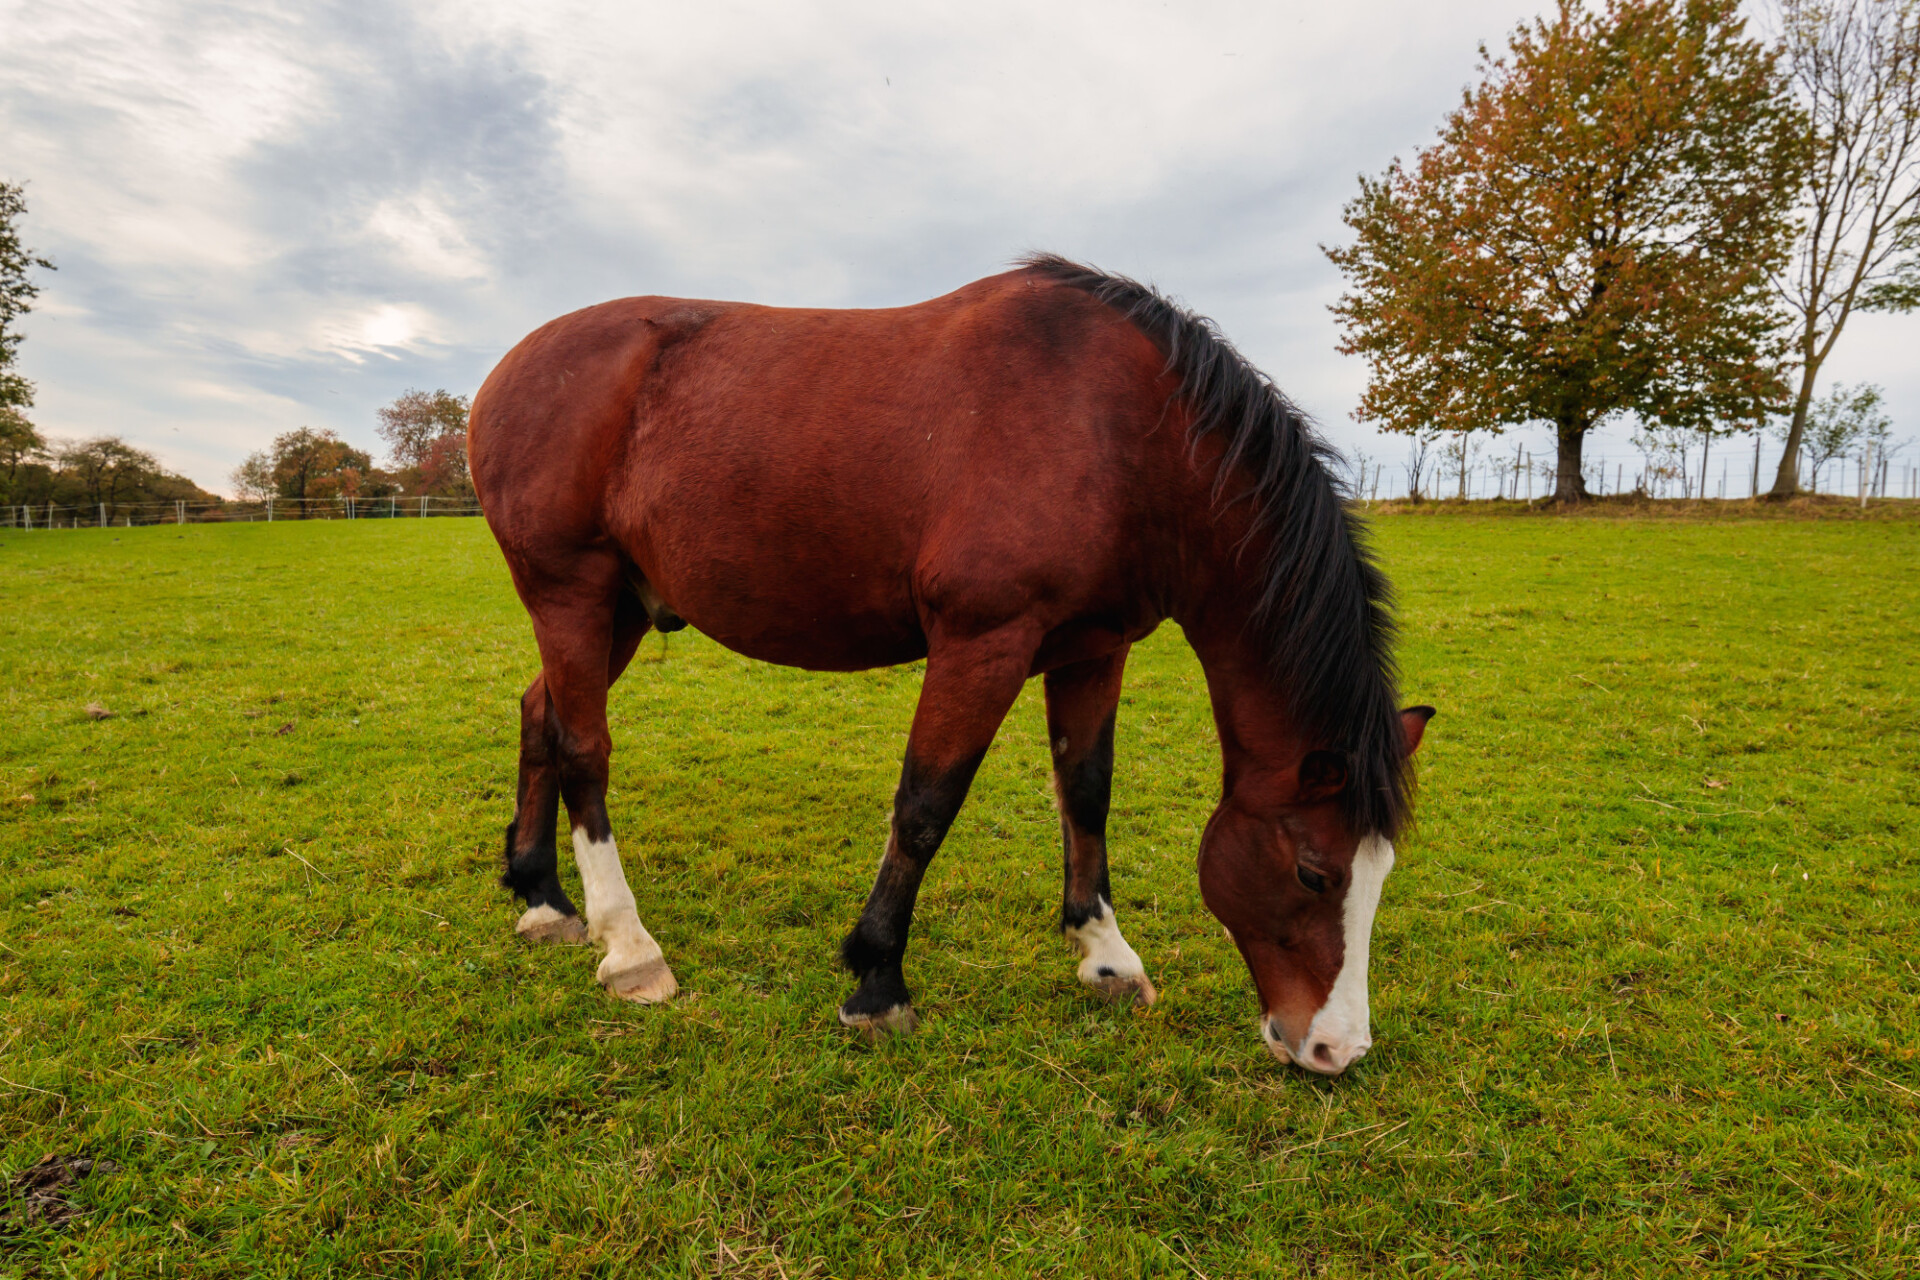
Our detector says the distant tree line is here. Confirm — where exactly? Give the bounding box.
[1327,0,1920,503]
[0,413,219,513]
[1,181,222,518]
[3,177,476,518]
[0,391,474,519]
[229,389,473,507]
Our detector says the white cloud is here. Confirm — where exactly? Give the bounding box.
[2,0,1913,496]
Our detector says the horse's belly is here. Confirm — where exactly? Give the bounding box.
[642,544,929,673]
[698,617,930,672]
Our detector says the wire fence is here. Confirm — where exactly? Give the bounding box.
[3,494,485,530]
[7,445,1917,530]
[1350,442,1918,503]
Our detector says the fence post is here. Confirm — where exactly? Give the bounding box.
[99,502,106,528]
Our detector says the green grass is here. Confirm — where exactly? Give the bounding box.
[1,512,1916,1278]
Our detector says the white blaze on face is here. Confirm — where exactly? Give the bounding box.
[1296,835,1395,1074]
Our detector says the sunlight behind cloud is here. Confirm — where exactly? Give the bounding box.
[322,305,437,361]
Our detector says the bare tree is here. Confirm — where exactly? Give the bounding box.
[1632,425,1692,497]
[1346,447,1377,498]
[230,450,274,501]
[1405,432,1439,501]
[1442,430,1482,500]
[1796,381,1893,489]
[1767,0,1920,496]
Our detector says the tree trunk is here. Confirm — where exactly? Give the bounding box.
[1552,416,1591,503]
[1768,345,1821,499]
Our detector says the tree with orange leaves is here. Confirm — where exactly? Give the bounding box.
[376,387,472,498]
[1326,0,1804,503]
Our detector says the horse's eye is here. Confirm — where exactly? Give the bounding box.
[1297,866,1328,894]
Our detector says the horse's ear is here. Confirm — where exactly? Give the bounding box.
[1401,706,1436,757]
[1297,750,1348,803]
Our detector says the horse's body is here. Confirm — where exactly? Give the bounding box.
[471,256,1431,1073]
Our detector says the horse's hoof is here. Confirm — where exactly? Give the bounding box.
[1085,971,1158,1007]
[516,906,588,945]
[602,956,678,1004]
[838,1003,918,1038]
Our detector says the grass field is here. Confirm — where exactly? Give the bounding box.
[2,510,1917,1278]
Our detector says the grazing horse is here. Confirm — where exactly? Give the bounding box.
[470,255,1433,1074]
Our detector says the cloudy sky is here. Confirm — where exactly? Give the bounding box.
[2,0,1913,496]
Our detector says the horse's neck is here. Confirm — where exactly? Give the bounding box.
[1182,601,1308,803]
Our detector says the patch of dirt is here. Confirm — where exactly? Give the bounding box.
[2,1154,120,1234]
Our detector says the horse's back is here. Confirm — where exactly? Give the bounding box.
[472,272,1172,669]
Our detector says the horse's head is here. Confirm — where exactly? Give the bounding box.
[1199,706,1434,1075]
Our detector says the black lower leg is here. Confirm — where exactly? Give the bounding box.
[1055,707,1116,931]
[840,751,984,1020]
[500,677,579,917]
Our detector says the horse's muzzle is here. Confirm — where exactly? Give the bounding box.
[1263,1016,1371,1075]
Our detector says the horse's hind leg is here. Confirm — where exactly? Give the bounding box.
[518,568,676,1002]
[504,670,584,942]
[1045,650,1156,1006]
[839,626,1037,1034]
[504,590,652,946]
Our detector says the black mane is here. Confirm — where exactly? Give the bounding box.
[1021,253,1411,839]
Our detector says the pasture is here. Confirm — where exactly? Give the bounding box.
[2,509,1916,1278]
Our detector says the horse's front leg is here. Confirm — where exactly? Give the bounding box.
[838,626,1036,1035]
[1045,650,1156,1005]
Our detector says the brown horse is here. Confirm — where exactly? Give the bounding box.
[469,255,1433,1075]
